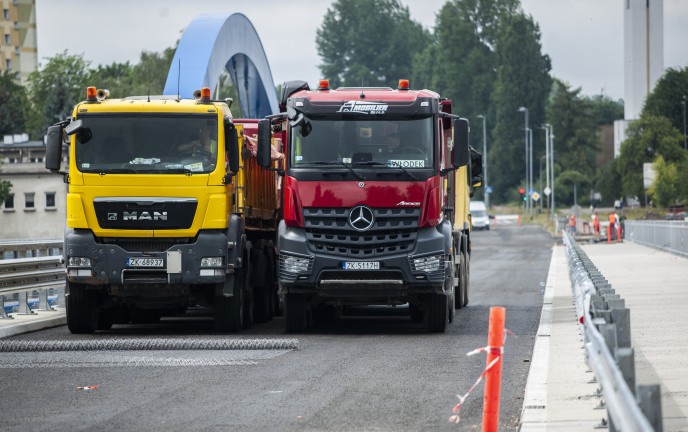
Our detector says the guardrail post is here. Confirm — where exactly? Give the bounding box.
[15,291,34,315]
[601,323,617,353]
[37,288,55,311]
[610,308,631,348]
[57,286,66,308]
[637,384,663,432]
[0,295,13,319]
[615,347,636,396]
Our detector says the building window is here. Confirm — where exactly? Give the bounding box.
[24,192,35,210]
[5,59,10,70]
[4,34,9,45]
[3,9,9,20]
[45,192,56,209]
[3,193,14,211]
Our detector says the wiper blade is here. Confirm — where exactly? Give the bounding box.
[300,161,364,181]
[354,160,418,180]
[164,168,194,174]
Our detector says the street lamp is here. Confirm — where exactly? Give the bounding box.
[477,114,488,208]
[540,125,550,213]
[682,95,686,151]
[518,107,529,215]
[528,127,533,218]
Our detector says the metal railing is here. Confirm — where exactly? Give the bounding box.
[625,220,688,257]
[563,231,662,431]
[0,239,65,318]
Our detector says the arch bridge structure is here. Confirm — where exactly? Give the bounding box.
[163,13,279,119]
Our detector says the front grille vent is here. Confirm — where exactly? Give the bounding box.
[304,207,420,257]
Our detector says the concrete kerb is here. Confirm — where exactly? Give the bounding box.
[0,309,66,339]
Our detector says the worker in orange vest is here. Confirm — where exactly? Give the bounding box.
[568,214,576,235]
[592,212,600,241]
[607,212,616,243]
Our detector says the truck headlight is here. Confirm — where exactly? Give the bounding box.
[281,255,311,274]
[201,257,223,268]
[68,257,91,267]
[412,255,443,273]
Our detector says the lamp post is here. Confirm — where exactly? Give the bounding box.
[477,114,488,208]
[548,125,555,220]
[540,125,550,212]
[682,95,686,151]
[528,127,533,218]
[518,107,529,214]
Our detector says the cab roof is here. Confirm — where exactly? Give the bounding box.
[73,96,226,115]
[291,86,440,103]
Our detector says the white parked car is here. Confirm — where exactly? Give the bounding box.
[470,201,489,230]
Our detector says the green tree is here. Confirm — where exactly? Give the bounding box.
[554,169,591,207]
[0,178,11,206]
[0,70,30,135]
[26,51,90,138]
[547,80,597,177]
[88,62,135,98]
[594,158,622,207]
[642,67,688,135]
[316,0,431,88]
[129,48,176,96]
[648,155,679,208]
[586,93,624,126]
[616,115,684,201]
[489,11,551,203]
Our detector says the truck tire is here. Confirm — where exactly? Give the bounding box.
[242,249,253,329]
[454,252,464,310]
[214,267,244,333]
[462,251,470,307]
[447,255,456,323]
[66,282,99,334]
[424,293,448,333]
[284,293,307,333]
[251,248,271,324]
[97,307,116,330]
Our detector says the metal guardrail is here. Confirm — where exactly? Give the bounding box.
[0,240,65,318]
[625,220,688,257]
[563,231,662,431]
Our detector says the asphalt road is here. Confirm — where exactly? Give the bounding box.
[0,224,553,431]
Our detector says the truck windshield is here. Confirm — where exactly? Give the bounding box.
[74,114,219,174]
[291,116,434,170]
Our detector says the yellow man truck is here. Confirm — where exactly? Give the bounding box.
[45,86,279,333]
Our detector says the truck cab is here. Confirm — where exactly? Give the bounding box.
[257,79,478,333]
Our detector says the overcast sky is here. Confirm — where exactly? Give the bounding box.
[35,0,687,101]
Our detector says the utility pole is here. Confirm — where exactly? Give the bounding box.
[528,127,533,218]
[477,114,488,208]
[518,107,529,215]
[682,95,686,151]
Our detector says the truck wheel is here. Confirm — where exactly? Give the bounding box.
[284,293,307,333]
[251,248,271,324]
[97,307,116,330]
[424,293,448,333]
[66,282,99,334]
[242,250,254,329]
[462,251,470,307]
[447,255,456,322]
[454,253,464,310]
[409,303,423,323]
[214,268,244,333]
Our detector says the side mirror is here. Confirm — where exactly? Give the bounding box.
[45,125,64,172]
[65,119,92,144]
[256,119,272,168]
[453,118,469,167]
[471,175,483,188]
[224,121,239,175]
[470,147,483,176]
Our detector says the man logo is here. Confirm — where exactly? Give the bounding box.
[123,211,168,221]
[348,205,374,231]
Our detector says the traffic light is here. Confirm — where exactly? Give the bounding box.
[519,188,526,201]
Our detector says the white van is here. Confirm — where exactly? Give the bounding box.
[470,201,489,230]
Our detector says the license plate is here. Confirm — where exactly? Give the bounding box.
[126,258,164,268]
[343,261,380,270]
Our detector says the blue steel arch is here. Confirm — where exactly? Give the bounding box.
[163,13,279,118]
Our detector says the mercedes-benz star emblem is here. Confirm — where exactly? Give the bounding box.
[349,205,375,231]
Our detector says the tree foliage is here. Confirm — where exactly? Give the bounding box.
[489,11,551,202]
[316,0,431,88]
[648,156,679,208]
[616,115,684,201]
[26,52,91,138]
[0,70,30,135]
[554,169,591,207]
[643,67,688,135]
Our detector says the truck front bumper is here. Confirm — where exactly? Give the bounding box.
[64,228,228,287]
[277,221,451,297]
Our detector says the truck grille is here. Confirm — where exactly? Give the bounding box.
[304,208,420,257]
[98,238,191,253]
